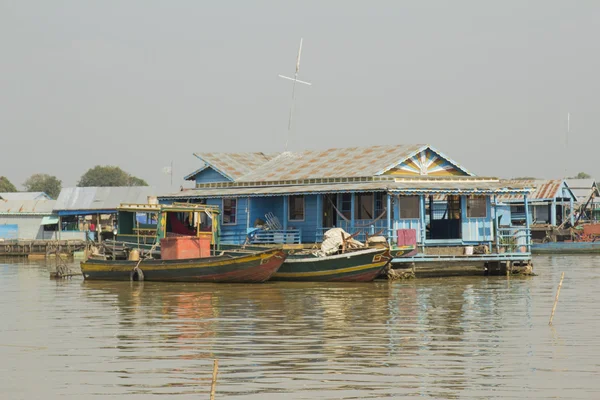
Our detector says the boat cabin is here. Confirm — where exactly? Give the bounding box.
[115,203,221,257]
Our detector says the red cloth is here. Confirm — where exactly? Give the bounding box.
[168,213,195,236]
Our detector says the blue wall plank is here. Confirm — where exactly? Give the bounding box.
[206,197,248,244]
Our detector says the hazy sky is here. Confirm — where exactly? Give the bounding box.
[1,1,599,193]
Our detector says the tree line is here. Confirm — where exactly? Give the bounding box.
[0,166,148,199]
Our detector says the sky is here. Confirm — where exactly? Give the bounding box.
[1,1,599,193]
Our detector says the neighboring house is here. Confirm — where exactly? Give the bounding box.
[497,179,577,229]
[0,199,60,240]
[162,144,532,262]
[0,192,52,201]
[54,187,156,239]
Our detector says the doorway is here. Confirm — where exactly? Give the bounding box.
[322,194,338,228]
[429,195,462,240]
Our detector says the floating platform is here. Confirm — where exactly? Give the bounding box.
[0,240,86,257]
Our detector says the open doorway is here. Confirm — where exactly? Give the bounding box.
[323,194,338,228]
[429,195,461,240]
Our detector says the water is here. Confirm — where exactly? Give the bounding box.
[1,256,600,399]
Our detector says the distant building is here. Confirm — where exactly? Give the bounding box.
[0,199,59,240]
[497,179,577,227]
[0,192,52,201]
[54,187,156,240]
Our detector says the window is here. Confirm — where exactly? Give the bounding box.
[399,196,420,219]
[340,193,352,219]
[467,196,487,218]
[355,193,374,219]
[289,195,305,221]
[222,198,237,225]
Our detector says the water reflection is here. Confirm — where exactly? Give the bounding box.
[2,257,600,399]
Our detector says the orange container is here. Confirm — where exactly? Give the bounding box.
[583,224,600,236]
[160,233,212,260]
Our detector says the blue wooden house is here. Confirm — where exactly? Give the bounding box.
[496,179,577,226]
[160,144,532,264]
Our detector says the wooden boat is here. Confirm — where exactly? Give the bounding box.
[270,247,392,282]
[81,247,286,282]
[531,241,600,254]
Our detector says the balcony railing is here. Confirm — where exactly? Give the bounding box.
[250,229,302,244]
[497,227,531,254]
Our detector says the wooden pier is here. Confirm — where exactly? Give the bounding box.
[0,240,87,257]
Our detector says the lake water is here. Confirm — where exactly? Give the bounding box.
[1,256,600,399]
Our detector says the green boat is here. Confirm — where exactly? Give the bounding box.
[271,247,392,282]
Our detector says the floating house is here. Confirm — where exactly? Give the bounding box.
[54,187,156,240]
[0,192,52,201]
[0,199,59,240]
[160,144,533,268]
[495,179,578,243]
[496,179,577,226]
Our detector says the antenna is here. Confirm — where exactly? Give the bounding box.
[278,38,312,151]
[565,112,570,178]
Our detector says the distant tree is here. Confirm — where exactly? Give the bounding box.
[23,173,62,199]
[77,166,148,187]
[569,172,592,179]
[127,176,149,186]
[0,176,17,192]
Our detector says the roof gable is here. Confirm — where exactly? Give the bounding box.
[380,146,472,177]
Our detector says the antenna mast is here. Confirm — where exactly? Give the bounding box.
[278,38,312,151]
[565,112,570,178]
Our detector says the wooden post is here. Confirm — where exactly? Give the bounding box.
[419,195,426,253]
[350,193,355,232]
[524,194,531,253]
[549,272,565,326]
[210,359,219,400]
[386,194,391,242]
[282,196,288,232]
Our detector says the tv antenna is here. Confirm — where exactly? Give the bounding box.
[278,38,312,151]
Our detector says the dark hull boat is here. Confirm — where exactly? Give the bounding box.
[271,247,392,282]
[81,248,286,283]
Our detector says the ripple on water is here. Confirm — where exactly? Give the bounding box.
[1,256,600,399]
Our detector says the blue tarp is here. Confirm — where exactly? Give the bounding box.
[0,224,18,239]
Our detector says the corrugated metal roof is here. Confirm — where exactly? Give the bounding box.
[54,187,156,211]
[193,152,276,181]
[0,192,51,200]
[496,179,573,202]
[0,199,56,214]
[159,179,530,199]
[191,144,475,183]
[236,144,429,182]
[565,178,597,189]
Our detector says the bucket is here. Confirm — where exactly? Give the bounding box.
[464,246,474,256]
[128,249,140,261]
